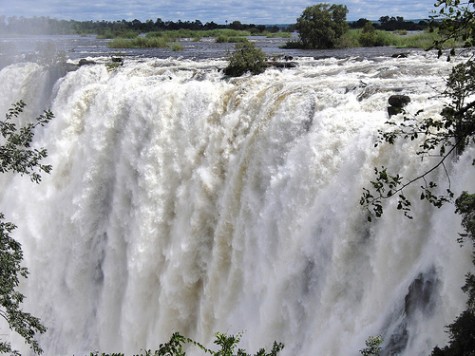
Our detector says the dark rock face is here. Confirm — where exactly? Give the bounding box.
[387,94,411,116]
[388,106,403,117]
[78,59,96,66]
[391,53,409,59]
[266,61,298,69]
[388,94,411,107]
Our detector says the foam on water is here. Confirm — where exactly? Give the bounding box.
[0,55,472,355]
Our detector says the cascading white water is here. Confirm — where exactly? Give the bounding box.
[0,54,473,356]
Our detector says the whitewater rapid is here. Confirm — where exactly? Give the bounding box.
[0,54,473,355]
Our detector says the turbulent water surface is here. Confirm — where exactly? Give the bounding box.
[0,48,473,356]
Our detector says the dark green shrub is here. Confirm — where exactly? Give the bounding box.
[224,40,266,77]
[359,23,389,47]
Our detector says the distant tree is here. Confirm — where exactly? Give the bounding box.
[204,21,219,30]
[294,4,349,49]
[144,19,155,32]
[131,19,142,29]
[375,15,425,31]
[267,25,280,33]
[191,20,203,30]
[229,20,244,30]
[155,18,165,30]
[352,18,371,29]
[0,101,53,355]
[256,25,266,32]
[224,40,266,77]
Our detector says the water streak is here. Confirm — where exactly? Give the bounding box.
[0,55,473,355]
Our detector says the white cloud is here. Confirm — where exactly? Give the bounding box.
[0,0,436,24]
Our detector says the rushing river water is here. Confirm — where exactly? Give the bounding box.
[0,33,421,65]
[0,35,473,355]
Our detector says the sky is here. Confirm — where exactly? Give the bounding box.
[1,0,437,25]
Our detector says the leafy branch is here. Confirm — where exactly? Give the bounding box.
[431,0,475,58]
[361,61,475,220]
[0,100,53,183]
[89,332,284,356]
[0,102,53,355]
[360,335,383,356]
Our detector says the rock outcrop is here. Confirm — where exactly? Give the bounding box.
[388,94,411,116]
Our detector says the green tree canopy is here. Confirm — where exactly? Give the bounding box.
[295,4,348,49]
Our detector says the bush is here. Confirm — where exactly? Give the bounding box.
[359,23,389,47]
[216,36,248,43]
[169,42,184,51]
[224,40,267,77]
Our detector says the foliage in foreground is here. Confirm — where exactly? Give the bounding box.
[0,101,52,355]
[359,335,383,356]
[89,332,284,356]
[430,192,475,353]
[223,40,267,77]
[360,0,475,354]
[360,59,475,220]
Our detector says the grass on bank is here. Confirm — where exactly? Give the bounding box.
[106,29,292,49]
[343,28,457,49]
[108,36,183,51]
[109,36,169,48]
[106,27,457,50]
[284,28,459,50]
[97,29,139,39]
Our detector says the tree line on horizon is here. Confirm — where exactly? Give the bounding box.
[0,14,429,36]
[350,16,429,31]
[0,16,288,36]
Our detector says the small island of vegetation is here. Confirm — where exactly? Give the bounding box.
[0,10,452,51]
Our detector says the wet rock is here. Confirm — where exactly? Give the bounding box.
[61,62,79,72]
[388,94,411,107]
[78,58,96,66]
[388,106,403,116]
[266,61,297,69]
[388,94,411,116]
[392,52,409,58]
[314,55,333,60]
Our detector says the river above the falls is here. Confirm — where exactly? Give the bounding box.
[0,33,428,68]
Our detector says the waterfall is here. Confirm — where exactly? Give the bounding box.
[0,55,473,355]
